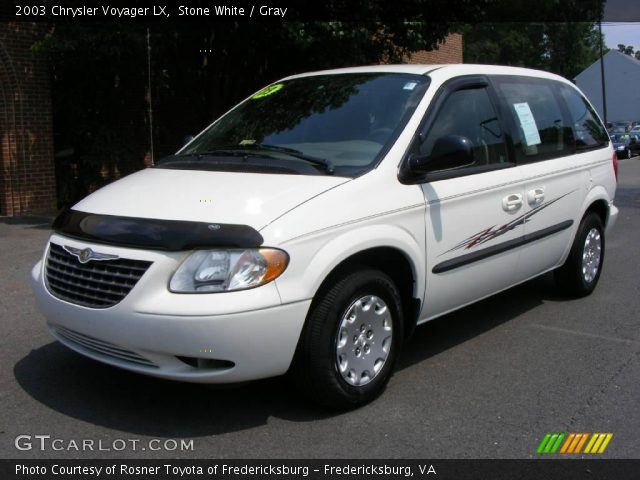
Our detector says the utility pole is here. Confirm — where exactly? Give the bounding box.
[598,17,608,124]
[146,28,155,165]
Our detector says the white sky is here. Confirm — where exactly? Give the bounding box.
[602,23,640,51]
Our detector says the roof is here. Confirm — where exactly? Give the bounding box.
[612,49,640,67]
[603,49,640,67]
[282,63,573,85]
[575,50,640,82]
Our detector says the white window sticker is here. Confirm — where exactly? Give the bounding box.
[403,81,417,91]
[513,102,541,146]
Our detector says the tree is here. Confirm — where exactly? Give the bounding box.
[32,0,606,206]
[617,44,640,60]
[463,22,605,80]
[463,23,547,70]
[35,18,458,205]
[617,44,635,55]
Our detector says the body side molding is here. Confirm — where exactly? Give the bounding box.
[433,220,574,274]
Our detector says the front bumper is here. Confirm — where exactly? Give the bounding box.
[31,235,311,383]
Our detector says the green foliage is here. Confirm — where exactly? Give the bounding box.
[617,44,635,55]
[463,22,606,80]
[616,44,640,61]
[32,0,607,207]
[35,15,459,206]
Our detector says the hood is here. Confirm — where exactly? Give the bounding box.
[73,168,350,231]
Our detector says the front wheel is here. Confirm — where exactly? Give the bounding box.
[554,213,605,297]
[292,269,404,409]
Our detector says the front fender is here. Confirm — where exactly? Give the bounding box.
[275,224,425,305]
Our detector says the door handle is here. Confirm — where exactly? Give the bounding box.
[527,188,545,205]
[502,193,523,212]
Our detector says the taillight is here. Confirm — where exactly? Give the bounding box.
[612,151,618,183]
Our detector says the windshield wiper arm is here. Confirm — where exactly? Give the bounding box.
[174,150,256,158]
[197,144,335,174]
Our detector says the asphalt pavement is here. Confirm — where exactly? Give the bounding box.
[1,158,639,459]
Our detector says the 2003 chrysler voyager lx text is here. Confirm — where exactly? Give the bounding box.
[32,65,618,408]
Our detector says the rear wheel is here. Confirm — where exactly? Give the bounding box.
[292,269,404,409]
[554,213,604,297]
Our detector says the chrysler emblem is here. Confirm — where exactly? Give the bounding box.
[63,245,119,264]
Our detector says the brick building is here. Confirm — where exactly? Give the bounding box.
[0,23,56,216]
[406,33,463,65]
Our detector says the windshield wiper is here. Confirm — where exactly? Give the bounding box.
[155,151,248,165]
[188,144,335,174]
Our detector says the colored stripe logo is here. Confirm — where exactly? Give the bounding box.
[537,433,613,454]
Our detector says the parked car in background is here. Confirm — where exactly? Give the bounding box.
[629,125,640,135]
[612,133,640,159]
[611,121,633,133]
[609,127,627,136]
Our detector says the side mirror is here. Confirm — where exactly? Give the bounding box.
[409,134,474,174]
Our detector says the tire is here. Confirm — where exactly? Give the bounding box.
[292,268,404,409]
[626,149,631,159]
[554,213,605,297]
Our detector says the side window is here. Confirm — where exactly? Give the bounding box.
[493,78,573,161]
[558,84,609,149]
[421,87,508,167]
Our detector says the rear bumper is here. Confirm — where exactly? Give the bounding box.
[607,201,619,233]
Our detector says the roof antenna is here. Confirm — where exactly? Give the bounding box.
[146,27,155,165]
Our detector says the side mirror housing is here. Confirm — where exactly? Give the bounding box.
[409,134,474,175]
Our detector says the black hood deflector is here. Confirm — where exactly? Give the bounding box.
[52,209,264,251]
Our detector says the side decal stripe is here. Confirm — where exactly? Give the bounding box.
[432,220,574,274]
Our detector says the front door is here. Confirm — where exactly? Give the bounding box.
[413,78,527,319]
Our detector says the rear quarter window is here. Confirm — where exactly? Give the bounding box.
[557,84,609,150]
[492,76,574,162]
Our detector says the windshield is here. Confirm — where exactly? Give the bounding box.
[162,72,430,176]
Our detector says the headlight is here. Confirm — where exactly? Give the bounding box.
[617,145,625,150]
[170,248,288,293]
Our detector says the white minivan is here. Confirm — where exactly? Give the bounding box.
[31,64,618,408]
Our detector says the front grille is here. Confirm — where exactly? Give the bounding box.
[53,325,157,368]
[45,242,152,308]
